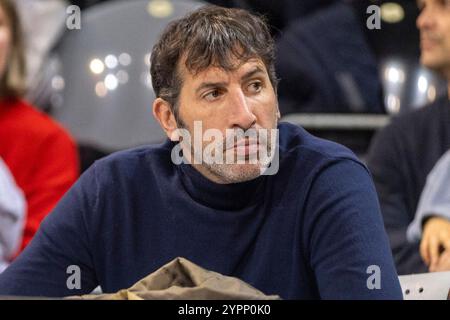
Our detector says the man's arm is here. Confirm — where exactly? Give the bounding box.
[0,165,98,298]
[303,159,403,299]
[367,124,428,275]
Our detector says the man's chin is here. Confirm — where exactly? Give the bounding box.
[420,54,449,73]
[206,163,262,184]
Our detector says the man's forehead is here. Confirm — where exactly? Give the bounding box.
[182,58,268,83]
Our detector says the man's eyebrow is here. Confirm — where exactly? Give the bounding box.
[194,66,266,94]
[241,66,266,82]
[195,81,228,94]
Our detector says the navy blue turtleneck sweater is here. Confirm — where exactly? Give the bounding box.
[0,123,402,299]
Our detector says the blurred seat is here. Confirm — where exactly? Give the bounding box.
[399,271,450,300]
[51,0,205,164]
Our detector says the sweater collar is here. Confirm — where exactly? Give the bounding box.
[176,159,267,211]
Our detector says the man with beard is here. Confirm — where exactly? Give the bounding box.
[0,6,401,299]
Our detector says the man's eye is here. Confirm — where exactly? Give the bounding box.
[248,82,262,93]
[204,89,222,101]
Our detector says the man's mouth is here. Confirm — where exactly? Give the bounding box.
[234,141,260,156]
[225,138,260,156]
[421,36,440,50]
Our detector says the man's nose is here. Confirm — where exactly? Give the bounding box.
[417,5,435,31]
[227,89,257,130]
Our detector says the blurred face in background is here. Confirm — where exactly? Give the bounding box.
[417,0,450,78]
[0,3,11,81]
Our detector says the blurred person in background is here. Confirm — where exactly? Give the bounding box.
[0,157,25,273]
[367,0,450,275]
[0,0,79,254]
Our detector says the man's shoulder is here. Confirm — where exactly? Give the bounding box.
[278,122,359,164]
[91,140,174,180]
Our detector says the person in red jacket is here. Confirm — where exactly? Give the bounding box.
[0,0,79,253]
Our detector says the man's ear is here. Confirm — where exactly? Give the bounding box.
[152,98,179,141]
